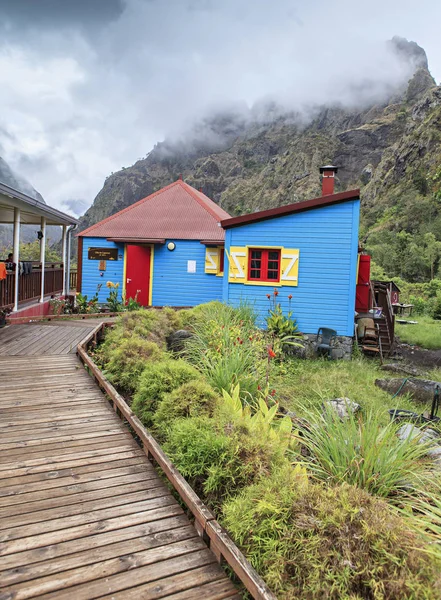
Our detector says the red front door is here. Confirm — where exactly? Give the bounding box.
[125,245,151,306]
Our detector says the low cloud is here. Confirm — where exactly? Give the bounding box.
[0,0,439,214]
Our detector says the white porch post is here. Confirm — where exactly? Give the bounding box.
[61,225,67,296]
[39,217,46,303]
[12,208,20,312]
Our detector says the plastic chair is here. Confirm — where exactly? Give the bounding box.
[316,327,337,359]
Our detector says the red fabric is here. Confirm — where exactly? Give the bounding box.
[0,262,6,281]
[79,181,231,242]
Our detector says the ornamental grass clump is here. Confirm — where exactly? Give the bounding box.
[183,301,266,399]
[298,406,433,500]
[132,359,202,426]
[222,465,441,599]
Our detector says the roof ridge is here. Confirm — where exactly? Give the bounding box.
[178,180,230,222]
[78,180,181,237]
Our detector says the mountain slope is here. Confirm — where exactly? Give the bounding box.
[80,43,441,282]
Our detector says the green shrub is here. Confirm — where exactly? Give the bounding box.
[163,388,293,510]
[105,336,164,393]
[153,380,220,432]
[132,359,202,426]
[298,407,432,500]
[163,417,237,505]
[432,295,441,320]
[223,466,441,599]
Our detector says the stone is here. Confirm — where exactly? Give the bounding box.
[375,378,441,404]
[323,398,361,419]
[381,363,428,377]
[166,329,193,353]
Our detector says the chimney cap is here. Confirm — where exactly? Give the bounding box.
[319,165,339,174]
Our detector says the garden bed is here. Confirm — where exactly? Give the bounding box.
[86,303,441,599]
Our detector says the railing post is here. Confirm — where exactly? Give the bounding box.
[12,208,20,312]
[62,226,67,296]
[39,217,46,303]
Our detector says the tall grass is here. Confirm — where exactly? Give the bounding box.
[183,301,265,398]
[297,407,434,499]
[396,316,441,350]
[272,357,422,421]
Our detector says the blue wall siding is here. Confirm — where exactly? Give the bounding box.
[152,240,224,307]
[81,237,124,303]
[223,200,360,336]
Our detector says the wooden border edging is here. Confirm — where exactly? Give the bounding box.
[77,322,277,600]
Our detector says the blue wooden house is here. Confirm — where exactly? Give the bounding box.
[221,185,360,337]
[78,168,360,345]
[77,178,231,306]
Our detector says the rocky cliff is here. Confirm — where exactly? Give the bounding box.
[79,39,441,282]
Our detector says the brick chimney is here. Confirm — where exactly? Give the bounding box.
[178,173,183,181]
[319,165,338,195]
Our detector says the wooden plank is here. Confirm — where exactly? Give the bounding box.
[159,577,242,600]
[29,548,216,600]
[0,473,163,519]
[0,496,177,543]
[0,435,131,462]
[0,503,184,556]
[1,525,197,587]
[0,459,149,497]
[99,565,238,600]
[0,514,189,570]
[1,486,172,530]
[0,448,145,480]
[0,469,157,509]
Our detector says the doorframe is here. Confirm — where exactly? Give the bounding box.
[123,243,154,306]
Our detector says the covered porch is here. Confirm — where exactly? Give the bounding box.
[0,182,78,315]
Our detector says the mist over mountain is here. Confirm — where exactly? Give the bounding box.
[78,38,441,282]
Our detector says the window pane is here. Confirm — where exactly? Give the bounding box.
[268,251,279,260]
[250,269,261,278]
[267,271,278,280]
[268,261,279,270]
[251,259,261,268]
[251,250,262,259]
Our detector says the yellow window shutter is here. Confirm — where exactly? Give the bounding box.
[227,246,247,283]
[280,249,299,286]
[205,248,219,273]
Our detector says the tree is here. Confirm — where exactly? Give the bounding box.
[17,241,61,263]
[423,233,441,280]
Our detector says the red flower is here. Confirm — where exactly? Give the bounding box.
[270,389,276,396]
[288,294,293,300]
[266,294,271,299]
[258,385,261,390]
[268,347,276,358]
[274,289,279,296]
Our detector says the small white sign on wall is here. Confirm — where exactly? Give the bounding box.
[187,260,197,273]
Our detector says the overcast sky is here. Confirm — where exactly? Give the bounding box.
[0,0,439,216]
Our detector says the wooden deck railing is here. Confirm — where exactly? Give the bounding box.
[0,262,65,309]
[70,270,77,291]
[77,322,276,600]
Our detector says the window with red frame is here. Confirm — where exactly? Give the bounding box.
[248,248,281,282]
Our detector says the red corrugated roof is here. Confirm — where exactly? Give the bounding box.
[79,180,231,241]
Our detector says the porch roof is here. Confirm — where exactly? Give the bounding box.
[0,182,79,226]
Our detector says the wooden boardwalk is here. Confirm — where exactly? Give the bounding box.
[0,324,240,599]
